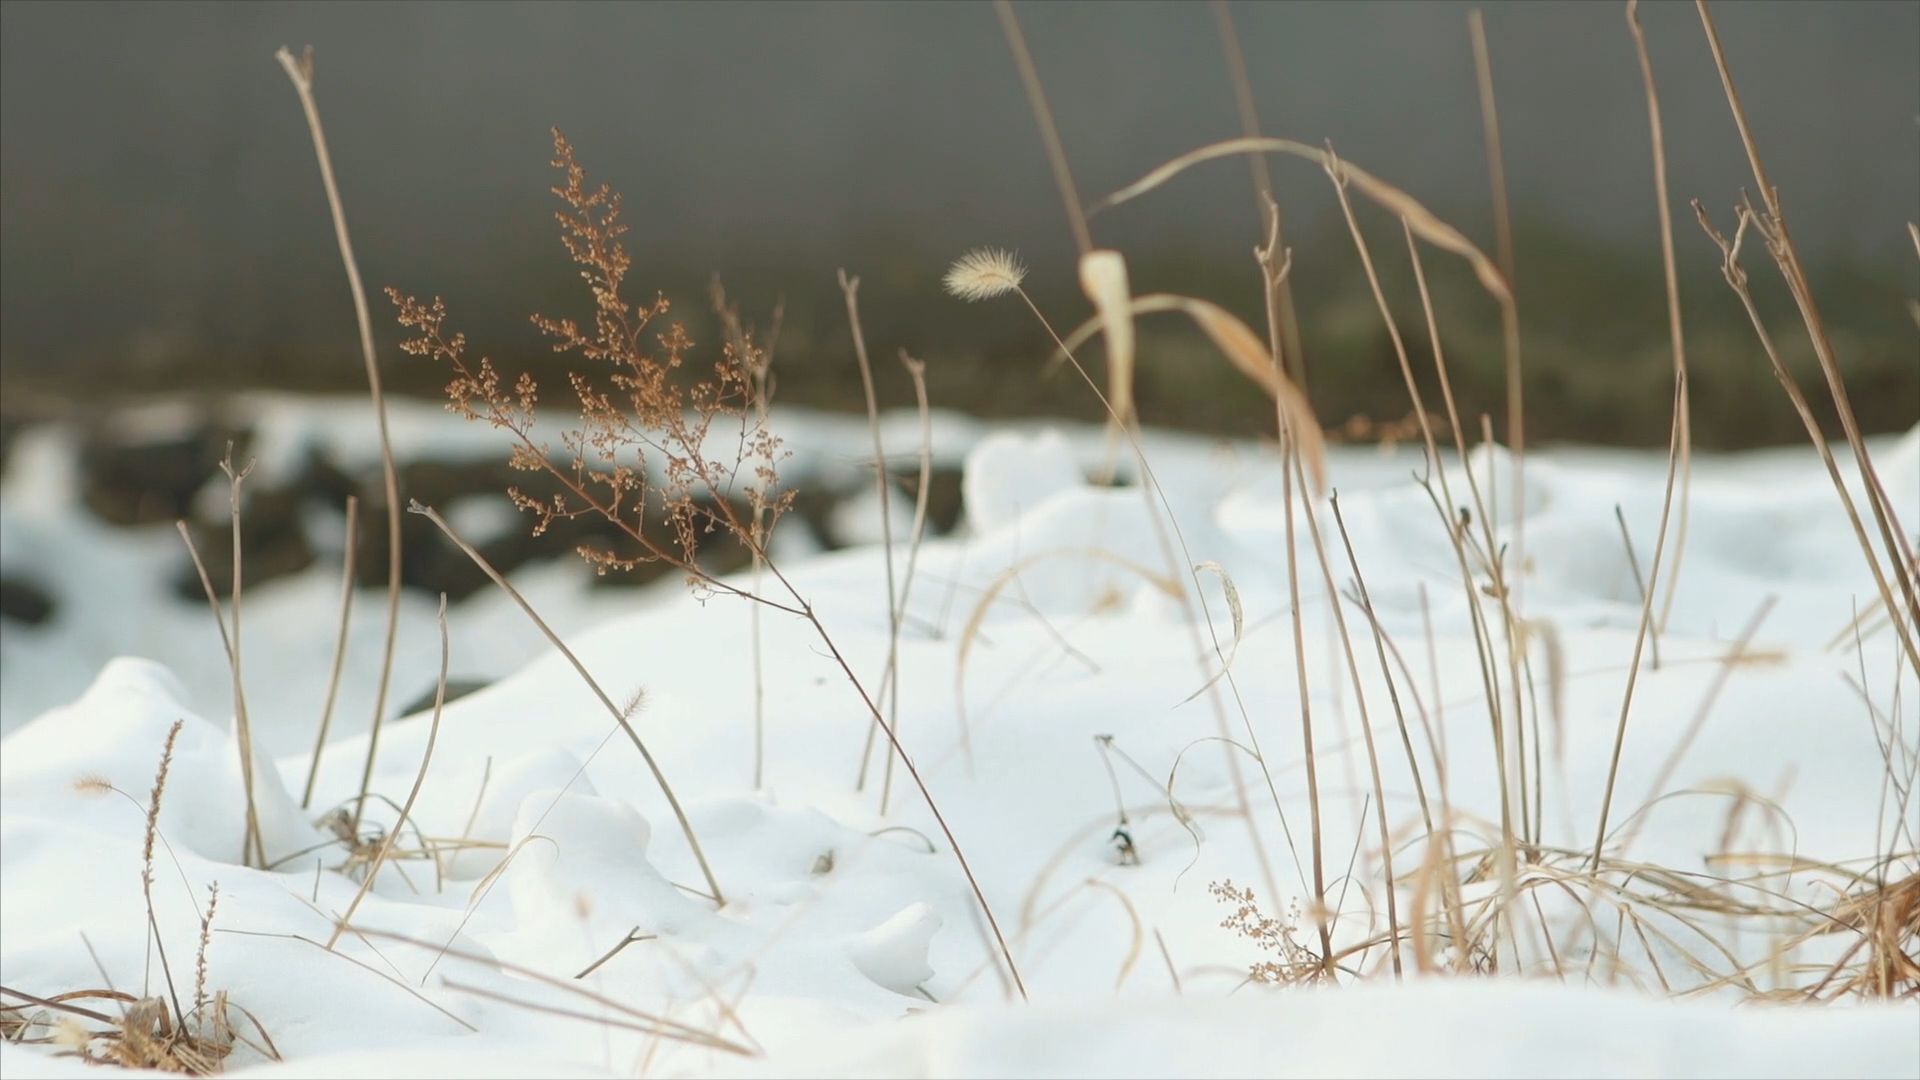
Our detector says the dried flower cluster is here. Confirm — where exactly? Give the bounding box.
[1209,880,1320,985]
[389,130,791,589]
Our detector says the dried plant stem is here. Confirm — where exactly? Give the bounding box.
[1695,1,1920,651]
[1614,504,1662,669]
[174,505,265,870]
[413,504,725,906]
[1210,0,1306,385]
[1620,597,1776,856]
[143,721,188,1027]
[219,455,267,870]
[1014,283,1297,907]
[994,0,1092,255]
[753,553,1029,999]
[1626,0,1694,633]
[859,351,936,809]
[710,280,780,791]
[1330,495,1434,837]
[1468,11,1526,585]
[1327,163,1519,927]
[327,595,448,950]
[303,495,358,809]
[839,271,906,811]
[275,46,404,840]
[1304,485,1403,976]
[1693,205,1920,674]
[1280,434,1334,976]
[1590,377,1687,870]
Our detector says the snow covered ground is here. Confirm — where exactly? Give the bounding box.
[2,395,1915,1077]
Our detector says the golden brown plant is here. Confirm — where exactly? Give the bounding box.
[1209,880,1322,985]
[390,129,1028,999]
[390,132,791,591]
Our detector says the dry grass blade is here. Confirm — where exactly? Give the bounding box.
[1467,10,1527,569]
[344,925,753,1055]
[215,451,267,870]
[858,350,937,804]
[1078,250,1137,423]
[838,270,905,813]
[993,0,1091,255]
[1209,0,1306,384]
[326,594,450,949]
[1089,136,1510,303]
[214,927,474,1031]
[274,45,405,842]
[302,495,358,808]
[413,502,725,905]
[173,512,263,870]
[1049,292,1324,493]
[1590,375,1687,870]
[142,721,188,1026]
[1625,0,1694,633]
[1693,2,1920,661]
[1690,203,1920,674]
[956,546,1179,752]
[1179,561,1243,705]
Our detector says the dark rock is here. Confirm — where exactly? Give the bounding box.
[0,577,55,626]
[397,677,492,718]
[899,464,965,535]
[79,421,251,527]
[0,414,24,478]
[171,486,315,600]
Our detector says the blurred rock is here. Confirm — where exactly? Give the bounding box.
[80,421,248,527]
[0,576,54,626]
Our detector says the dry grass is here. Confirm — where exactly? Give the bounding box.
[987,0,1915,1004]
[4,727,279,1073]
[21,9,1916,1074]
[388,129,1028,998]
[274,46,406,844]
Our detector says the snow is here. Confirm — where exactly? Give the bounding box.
[2,396,1915,1077]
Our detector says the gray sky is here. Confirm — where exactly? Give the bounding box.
[3,0,1916,385]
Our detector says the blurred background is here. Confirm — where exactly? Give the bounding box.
[2,0,1915,446]
[0,0,1915,731]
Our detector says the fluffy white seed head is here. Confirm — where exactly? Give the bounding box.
[943,248,1027,302]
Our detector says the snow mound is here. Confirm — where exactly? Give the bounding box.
[962,429,1084,533]
[846,901,941,996]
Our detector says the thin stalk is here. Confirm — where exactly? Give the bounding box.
[859,351,937,809]
[1615,504,1662,669]
[1627,0,1694,633]
[1590,377,1688,870]
[274,47,404,840]
[414,504,726,906]
[1304,484,1403,976]
[1327,165,1518,922]
[1013,284,1299,906]
[1691,204,1920,675]
[1210,0,1306,384]
[1696,1,1920,648]
[303,495,358,808]
[994,0,1092,255]
[755,555,1029,1000]
[1280,430,1334,976]
[1469,10,1525,584]
[328,595,449,949]
[838,270,906,811]
[220,454,267,869]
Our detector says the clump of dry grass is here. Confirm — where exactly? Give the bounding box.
[977,0,1916,1008]
[388,128,1029,998]
[3,728,278,1073]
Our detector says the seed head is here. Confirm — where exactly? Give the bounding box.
[943,248,1026,302]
